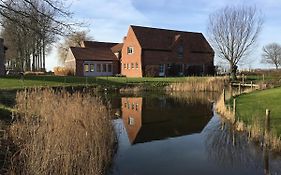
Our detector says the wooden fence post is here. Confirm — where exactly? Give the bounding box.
[264,108,270,175]
[233,98,236,115]
[251,81,253,91]
[222,88,225,103]
[264,109,271,146]
[238,83,241,95]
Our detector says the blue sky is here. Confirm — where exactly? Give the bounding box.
[46,0,281,71]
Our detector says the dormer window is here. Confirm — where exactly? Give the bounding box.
[127,47,134,54]
[178,45,184,58]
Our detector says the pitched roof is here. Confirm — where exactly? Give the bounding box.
[70,47,118,61]
[82,41,118,49]
[130,25,214,53]
[111,43,123,53]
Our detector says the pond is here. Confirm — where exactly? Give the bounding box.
[106,92,281,175]
[0,89,281,174]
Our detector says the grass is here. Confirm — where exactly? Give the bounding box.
[236,87,281,136]
[8,89,116,174]
[0,75,228,92]
[0,75,199,90]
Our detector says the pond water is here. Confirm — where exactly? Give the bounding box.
[106,92,281,175]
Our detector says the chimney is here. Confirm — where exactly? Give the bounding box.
[123,36,127,43]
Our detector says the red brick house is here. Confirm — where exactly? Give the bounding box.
[121,25,214,77]
[65,41,122,76]
[65,25,214,77]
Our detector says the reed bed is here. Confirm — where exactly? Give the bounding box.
[215,92,281,152]
[9,89,116,175]
[215,94,236,124]
[166,77,228,92]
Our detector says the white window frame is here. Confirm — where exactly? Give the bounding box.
[127,47,134,54]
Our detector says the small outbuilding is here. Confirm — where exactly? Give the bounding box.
[65,41,122,77]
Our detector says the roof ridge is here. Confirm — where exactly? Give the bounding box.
[83,40,119,44]
[130,25,202,34]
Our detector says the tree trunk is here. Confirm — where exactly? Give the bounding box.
[230,64,238,80]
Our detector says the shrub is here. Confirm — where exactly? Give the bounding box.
[54,67,74,76]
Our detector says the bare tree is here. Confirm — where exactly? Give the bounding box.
[58,31,93,64]
[261,43,281,69]
[0,0,77,71]
[208,6,263,80]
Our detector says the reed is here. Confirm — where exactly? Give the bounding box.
[166,77,228,92]
[216,91,281,152]
[215,93,235,124]
[9,88,116,175]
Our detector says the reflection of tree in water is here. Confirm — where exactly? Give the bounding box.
[204,117,263,170]
[204,116,281,174]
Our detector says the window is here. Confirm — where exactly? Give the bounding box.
[131,63,134,69]
[103,64,107,72]
[178,45,184,58]
[136,104,138,111]
[108,64,112,72]
[127,63,130,69]
[136,63,139,69]
[90,64,95,72]
[132,103,134,110]
[123,63,126,69]
[84,64,89,72]
[97,64,101,72]
[159,64,164,73]
[127,47,134,54]
[128,117,135,126]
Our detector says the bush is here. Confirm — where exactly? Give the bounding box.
[53,67,74,76]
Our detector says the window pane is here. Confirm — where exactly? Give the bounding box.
[136,63,138,69]
[159,64,164,73]
[124,63,126,69]
[108,64,112,72]
[97,64,101,72]
[131,63,134,69]
[103,64,107,72]
[178,45,184,58]
[90,64,94,72]
[127,63,130,69]
[84,64,89,72]
[127,47,134,54]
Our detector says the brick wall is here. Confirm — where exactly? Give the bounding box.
[121,27,143,77]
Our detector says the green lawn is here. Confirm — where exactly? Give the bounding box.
[0,75,196,90]
[236,87,281,136]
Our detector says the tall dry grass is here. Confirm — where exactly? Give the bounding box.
[216,91,281,152]
[215,94,236,124]
[9,89,116,175]
[166,77,228,92]
[54,66,74,76]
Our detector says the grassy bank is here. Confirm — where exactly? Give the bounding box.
[0,75,227,91]
[0,75,188,90]
[216,86,281,152]
[7,89,116,174]
[236,87,281,136]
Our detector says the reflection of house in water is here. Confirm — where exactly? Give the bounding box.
[121,96,213,144]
